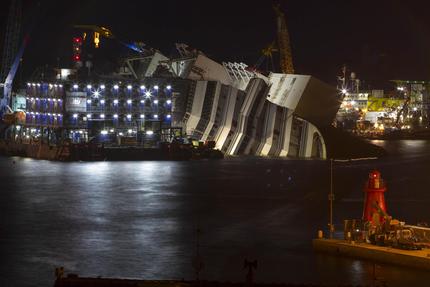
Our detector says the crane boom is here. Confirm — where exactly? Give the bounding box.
[0,35,28,118]
[273,4,294,74]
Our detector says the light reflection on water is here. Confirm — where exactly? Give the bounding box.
[370,139,429,156]
[1,141,430,286]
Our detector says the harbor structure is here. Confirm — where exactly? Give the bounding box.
[314,170,430,270]
[335,71,430,136]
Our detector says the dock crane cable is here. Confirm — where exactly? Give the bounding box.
[254,42,277,73]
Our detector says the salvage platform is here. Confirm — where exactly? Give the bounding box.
[313,238,430,270]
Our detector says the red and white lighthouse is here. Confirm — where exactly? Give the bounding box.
[363,170,387,222]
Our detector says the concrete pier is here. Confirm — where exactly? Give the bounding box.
[313,238,430,270]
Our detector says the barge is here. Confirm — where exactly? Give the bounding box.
[0,138,222,161]
[313,238,430,270]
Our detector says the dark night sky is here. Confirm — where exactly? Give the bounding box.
[1,0,430,88]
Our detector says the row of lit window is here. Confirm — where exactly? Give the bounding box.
[73,84,171,91]
[27,83,63,88]
[86,99,171,105]
[68,129,149,135]
[26,97,62,102]
[99,129,155,136]
[72,113,171,120]
[27,83,173,91]
[27,112,63,117]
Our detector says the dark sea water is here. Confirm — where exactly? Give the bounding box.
[1,140,430,286]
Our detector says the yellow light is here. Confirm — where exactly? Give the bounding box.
[94,32,100,48]
[100,26,113,38]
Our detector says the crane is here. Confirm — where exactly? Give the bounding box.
[1,0,40,129]
[0,0,26,126]
[0,36,28,124]
[273,3,294,74]
[254,3,295,74]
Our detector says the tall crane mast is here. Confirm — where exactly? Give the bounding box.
[1,0,39,124]
[273,3,295,74]
[0,0,23,120]
[0,0,22,83]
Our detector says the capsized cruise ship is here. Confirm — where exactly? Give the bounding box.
[149,47,341,159]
